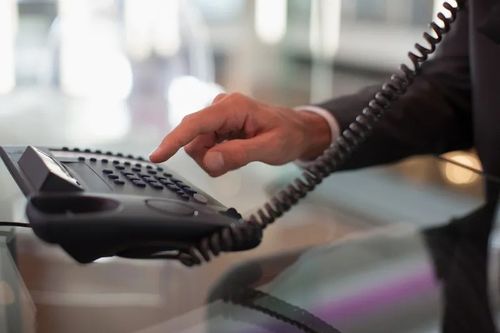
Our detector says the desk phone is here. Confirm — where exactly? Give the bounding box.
[0,146,262,265]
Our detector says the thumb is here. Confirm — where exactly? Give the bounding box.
[202,137,267,177]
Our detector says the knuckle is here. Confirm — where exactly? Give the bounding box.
[184,145,195,156]
[212,93,227,104]
[171,137,185,149]
[232,148,249,167]
[228,92,246,103]
[181,113,194,123]
[273,132,286,146]
[224,92,259,111]
[272,133,289,153]
[228,92,243,99]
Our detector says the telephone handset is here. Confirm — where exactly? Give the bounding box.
[0,1,463,266]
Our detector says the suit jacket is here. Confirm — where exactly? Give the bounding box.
[317,0,500,197]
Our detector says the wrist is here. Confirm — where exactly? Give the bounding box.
[297,111,332,161]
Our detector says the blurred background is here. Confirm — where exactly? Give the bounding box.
[0,0,483,233]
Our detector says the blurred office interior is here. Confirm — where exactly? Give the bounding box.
[2,3,498,332]
[0,0,483,237]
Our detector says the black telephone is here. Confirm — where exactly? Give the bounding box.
[0,1,463,266]
[0,146,262,265]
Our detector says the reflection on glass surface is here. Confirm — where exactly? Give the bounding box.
[0,155,498,332]
[0,229,35,333]
[0,161,27,225]
[207,200,500,333]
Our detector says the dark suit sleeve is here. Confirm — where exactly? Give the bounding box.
[316,5,473,169]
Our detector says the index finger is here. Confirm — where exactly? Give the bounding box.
[149,106,228,163]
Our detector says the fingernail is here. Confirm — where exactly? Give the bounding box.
[205,152,224,173]
[149,149,159,161]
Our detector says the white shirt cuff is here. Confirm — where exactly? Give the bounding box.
[293,105,340,168]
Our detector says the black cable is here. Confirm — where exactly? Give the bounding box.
[0,221,31,228]
[175,0,465,266]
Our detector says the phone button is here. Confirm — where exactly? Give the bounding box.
[192,193,208,204]
[145,199,195,216]
[178,194,190,201]
[132,180,146,187]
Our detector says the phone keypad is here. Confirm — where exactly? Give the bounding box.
[75,150,210,204]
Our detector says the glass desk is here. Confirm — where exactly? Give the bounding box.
[1,152,499,333]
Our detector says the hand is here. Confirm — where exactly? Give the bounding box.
[150,93,331,177]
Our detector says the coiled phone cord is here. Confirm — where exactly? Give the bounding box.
[178,0,465,267]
